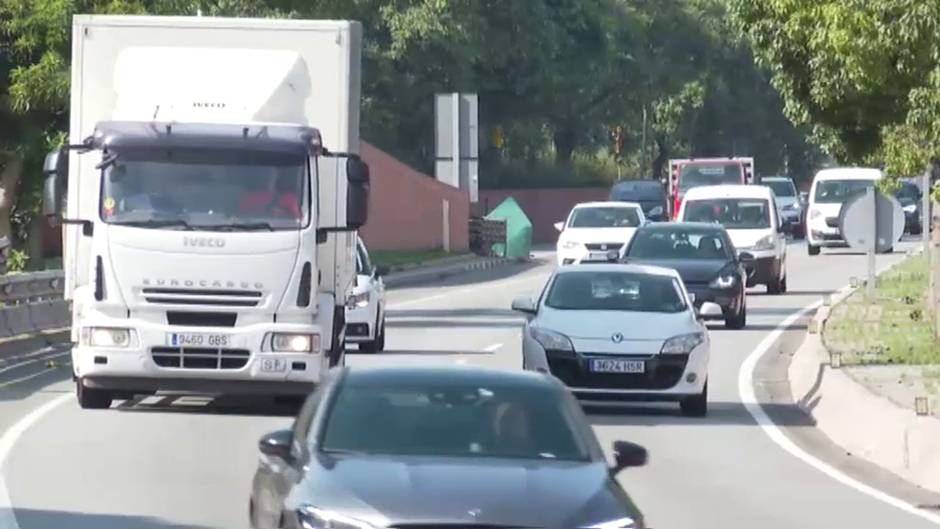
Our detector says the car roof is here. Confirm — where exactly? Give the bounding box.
[682,184,773,200]
[813,167,883,181]
[611,180,663,191]
[638,221,726,233]
[555,262,681,279]
[573,200,643,209]
[760,176,793,182]
[342,365,562,391]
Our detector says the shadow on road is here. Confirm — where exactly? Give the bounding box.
[112,394,301,417]
[10,509,216,529]
[586,400,816,427]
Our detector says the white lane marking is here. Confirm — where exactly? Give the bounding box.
[387,272,547,310]
[483,343,503,353]
[0,354,71,390]
[0,391,73,529]
[0,351,69,379]
[740,298,940,524]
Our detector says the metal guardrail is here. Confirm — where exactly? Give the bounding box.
[0,270,69,339]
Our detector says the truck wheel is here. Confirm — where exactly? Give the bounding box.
[76,379,113,409]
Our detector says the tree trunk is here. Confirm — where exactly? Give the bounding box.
[651,134,668,181]
[553,127,576,166]
[0,155,22,243]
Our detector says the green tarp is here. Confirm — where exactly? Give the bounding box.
[485,197,532,259]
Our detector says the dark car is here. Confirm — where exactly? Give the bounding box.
[609,180,668,221]
[250,366,649,529]
[895,179,923,235]
[621,222,749,329]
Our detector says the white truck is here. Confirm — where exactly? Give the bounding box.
[40,15,369,409]
[666,157,755,219]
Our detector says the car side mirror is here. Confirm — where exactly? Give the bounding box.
[799,191,809,203]
[696,301,723,319]
[611,440,647,474]
[258,429,294,460]
[738,251,755,265]
[511,296,537,314]
[346,157,370,229]
[554,221,564,232]
[374,265,388,277]
[42,149,67,219]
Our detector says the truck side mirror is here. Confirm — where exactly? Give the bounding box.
[346,157,370,229]
[42,149,67,219]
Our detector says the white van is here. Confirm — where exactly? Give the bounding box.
[805,167,883,255]
[677,185,788,293]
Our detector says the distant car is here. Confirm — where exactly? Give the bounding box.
[760,176,805,238]
[895,178,923,235]
[345,237,387,353]
[677,185,788,294]
[512,263,718,416]
[250,365,650,529]
[554,201,647,266]
[621,222,749,329]
[609,180,668,221]
[806,167,884,255]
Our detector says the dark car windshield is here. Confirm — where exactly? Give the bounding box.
[678,162,743,192]
[568,206,641,228]
[763,179,796,197]
[683,198,771,229]
[813,179,875,204]
[626,228,731,260]
[610,182,664,201]
[544,271,686,313]
[100,149,309,231]
[895,182,920,203]
[321,378,590,461]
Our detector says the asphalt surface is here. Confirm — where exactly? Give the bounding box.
[1,239,939,529]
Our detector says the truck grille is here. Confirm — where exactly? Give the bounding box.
[584,242,624,251]
[143,288,262,307]
[151,346,250,369]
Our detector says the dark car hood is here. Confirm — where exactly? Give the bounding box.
[624,258,728,283]
[292,455,640,528]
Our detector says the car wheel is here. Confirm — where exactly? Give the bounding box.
[375,314,386,352]
[725,296,746,329]
[767,267,786,295]
[807,243,820,256]
[76,378,113,409]
[359,313,384,354]
[680,381,708,417]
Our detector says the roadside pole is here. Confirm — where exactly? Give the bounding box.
[866,186,876,300]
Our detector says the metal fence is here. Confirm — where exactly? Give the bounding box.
[0,270,69,338]
[468,217,507,257]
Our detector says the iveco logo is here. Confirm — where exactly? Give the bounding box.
[611,332,624,343]
[184,236,226,248]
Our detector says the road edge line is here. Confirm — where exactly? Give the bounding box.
[739,302,940,526]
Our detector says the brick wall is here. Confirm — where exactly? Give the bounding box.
[359,141,470,252]
[478,188,609,244]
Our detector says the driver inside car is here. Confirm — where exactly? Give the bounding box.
[238,169,301,219]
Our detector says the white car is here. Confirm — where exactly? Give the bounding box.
[511,263,719,417]
[677,184,788,294]
[345,237,387,353]
[554,201,647,266]
[805,167,883,256]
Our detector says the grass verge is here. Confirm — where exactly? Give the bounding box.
[823,253,940,365]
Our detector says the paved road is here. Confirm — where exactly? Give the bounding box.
[1,240,938,529]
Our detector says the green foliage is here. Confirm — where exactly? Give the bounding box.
[6,247,28,272]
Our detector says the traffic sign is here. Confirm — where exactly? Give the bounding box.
[838,187,904,254]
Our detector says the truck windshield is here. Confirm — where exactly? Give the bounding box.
[678,163,743,192]
[99,149,310,231]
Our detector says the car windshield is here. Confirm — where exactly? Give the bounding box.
[764,179,795,197]
[626,229,730,260]
[544,270,687,313]
[683,198,771,229]
[813,179,875,204]
[895,182,920,202]
[678,162,743,192]
[568,206,641,228]
[610,183,663,201]
[320,378,590,461]
[100,148,309,231]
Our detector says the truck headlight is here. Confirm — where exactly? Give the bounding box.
[82,327,132,348]
[753,234,775,251]
[346,291,370,309]
[272,333,320,353]
[661,332,704,355]
[531,327,574,352]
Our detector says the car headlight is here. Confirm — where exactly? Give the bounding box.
[660,332,704,355]
[752,234,775,251]
[272,333,320,353]
[531,327,575,352]
[346,291,370,308]
[81,327,132,348]
[709,270,737,289]
[903,204,917,213]
[561,240,580,250]
[297,507,381,529]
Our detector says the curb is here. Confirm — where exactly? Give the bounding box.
[788,252,940,495]
[383,256,524,288]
